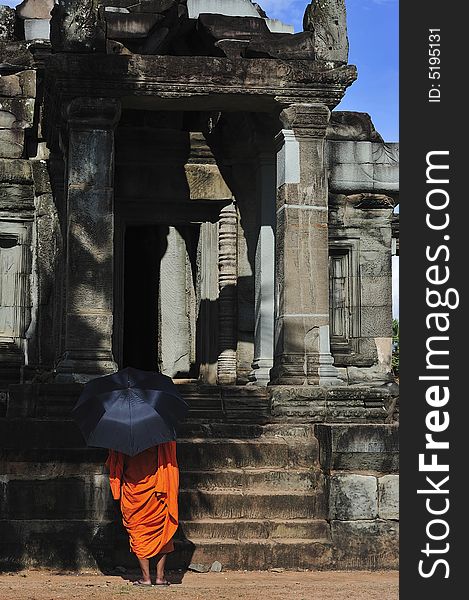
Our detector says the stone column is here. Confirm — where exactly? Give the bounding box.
[217,202,237,384]
[159,226,191,378]
[249,152,276,385]
[55,97,121,382]
[270,103,340,386]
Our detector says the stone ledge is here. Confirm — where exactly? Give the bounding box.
[269,386,390,423]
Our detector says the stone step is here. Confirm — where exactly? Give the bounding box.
[180,468,323,491]
[0,475,115,520]
[0,431,319,469]
[179,518,331,541]
[6,384,271,421]
[178,438,319,470]
[0,448,109,473]
[0,464,321,492]
[0,519,334,571]
[178,422,315,439]
[173,538,334,571]
[0,476,326,520]
[178,489,327,520]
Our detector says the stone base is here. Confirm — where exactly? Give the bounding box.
[0,385,398,571]
[248,358,273,386]
[55,351,118,383]
[270,352,342,386]
[0,344,23,390]
[269,385,392,423]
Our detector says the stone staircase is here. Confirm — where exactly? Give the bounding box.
[0,384,333,571]
[173,421,332,570]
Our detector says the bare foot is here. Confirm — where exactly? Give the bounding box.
[155,579,170,586]
[133,579,152,587]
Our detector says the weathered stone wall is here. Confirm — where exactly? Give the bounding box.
[326,113,398,386]
[316,424,399,569]
[1,14,34,383]
[0,4,63,387]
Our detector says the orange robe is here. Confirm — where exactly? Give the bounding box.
[106,442,179,559]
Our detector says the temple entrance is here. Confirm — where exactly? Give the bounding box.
[122,223,199,379]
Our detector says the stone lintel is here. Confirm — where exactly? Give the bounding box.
[45,53,356,105]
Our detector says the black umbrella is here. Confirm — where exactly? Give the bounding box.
[72,367,189,456]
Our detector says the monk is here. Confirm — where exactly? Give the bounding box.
[106,441,179,586]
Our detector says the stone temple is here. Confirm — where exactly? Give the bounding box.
[0,0,399,570]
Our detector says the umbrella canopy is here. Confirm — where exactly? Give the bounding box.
[72,367,189,456]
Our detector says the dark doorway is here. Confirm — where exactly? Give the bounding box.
[122,225,168,370]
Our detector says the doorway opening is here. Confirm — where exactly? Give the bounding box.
[122,224,200,379]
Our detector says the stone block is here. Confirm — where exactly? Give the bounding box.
[378,474,399,520]
[328,140,373,166]
[327,140,399,194]
[0,129,24,159]
[185,163,232,200]
[104,12,163,39]
[0,6,16,41]
[360,305,392,338]
[329,473,377,520]
[331,520,399,569]
[0,475,113,520]
[17,0,55,20]
[128,1,178,13]
[0,42,36,70]
[264,19,293,33]
[187,0,259,19]
[329,162,375,194]
[303,0,348,63]
[327,111,383,142]
[0,418,84,449]
[50,0,106,52]
[0,73,21,97]
[0,519,123,571]
[24,18,50,41]
[0,183,34,210]
[316,424,399,473]
[345,365,391,387]
[245,31,316,61]
[0,158,33,183]
[0,98,35,129]
[360,276,392,308]
[31,160,52,195]
[371,143,399,193]
[359,250,390,277]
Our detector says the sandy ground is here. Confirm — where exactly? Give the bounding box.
[0,570,398,600]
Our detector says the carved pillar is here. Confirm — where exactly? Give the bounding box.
[217,202,237,384]
[55,97,121,382]
[270,103,340,385]
[249,152,276,385]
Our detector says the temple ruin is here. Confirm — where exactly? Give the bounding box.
[0,0,399,571]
